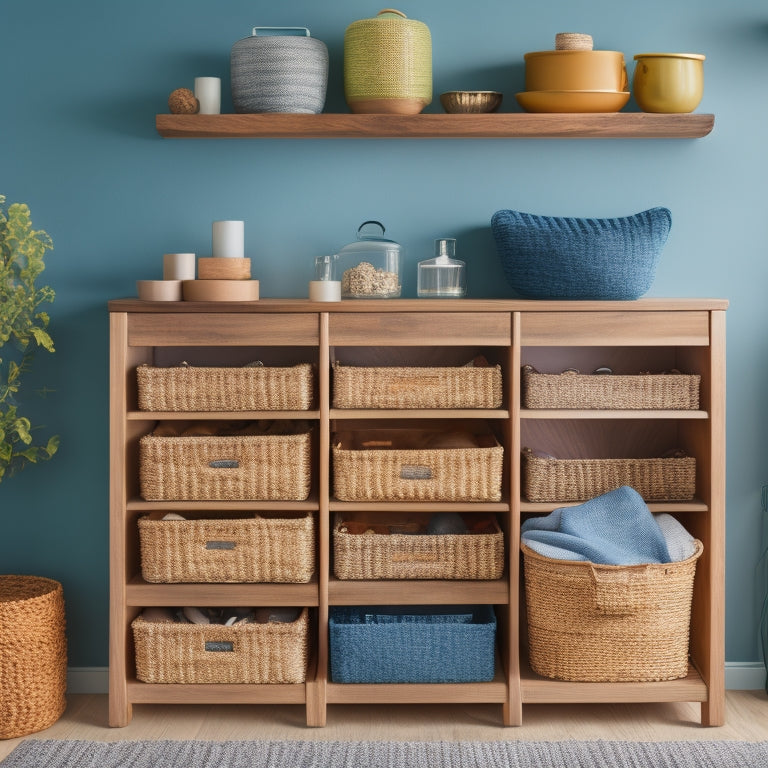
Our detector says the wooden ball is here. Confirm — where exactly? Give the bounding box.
[168,88,199,114]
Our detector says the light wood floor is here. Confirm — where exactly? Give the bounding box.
[3,692,768,759]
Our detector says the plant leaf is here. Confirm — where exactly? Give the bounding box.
[45,435,60,457]
[30,326,55,352]
[13,417,32,444]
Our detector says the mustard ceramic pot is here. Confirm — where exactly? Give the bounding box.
[344,8,432,114]
[632,53,705,113]
[524,50,628,92]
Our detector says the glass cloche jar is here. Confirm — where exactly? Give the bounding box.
[337,221,402,299]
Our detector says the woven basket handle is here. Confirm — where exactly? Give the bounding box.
[589,564,651,616]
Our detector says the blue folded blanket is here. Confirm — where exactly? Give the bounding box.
[521,485,672,565]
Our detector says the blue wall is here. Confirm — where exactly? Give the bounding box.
[3,0,767,668]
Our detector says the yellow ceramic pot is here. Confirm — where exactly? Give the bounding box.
[632,53,705,113]
[524,50,628,92]
[344,9,432,114]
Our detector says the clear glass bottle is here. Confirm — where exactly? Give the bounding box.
[309,254,341,301]
[417,238,466,298]
[314,254,338,282]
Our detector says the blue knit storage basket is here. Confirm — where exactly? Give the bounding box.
[490,207,672,300]
[329,605,496,683]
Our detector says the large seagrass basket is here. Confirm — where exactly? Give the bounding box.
[333,513,504,580]
[139,423,312,501]
[521,365,700,410]
[137,363,314,412]
[332,429,503,502]
[132,607,309,684]
[0,576,67,739]
[332,362,502,409]
[522,448,696,502]
[522,541,702,681]
[139,511,316,583]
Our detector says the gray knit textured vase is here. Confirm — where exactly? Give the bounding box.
[231,27,328,114]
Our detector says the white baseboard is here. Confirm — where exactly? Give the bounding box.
[65,663,768,695]
[725,662,765,691]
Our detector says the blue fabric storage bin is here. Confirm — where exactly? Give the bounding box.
[329,605,496,683]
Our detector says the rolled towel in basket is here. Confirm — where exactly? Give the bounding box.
[654,512,697,562]
[521,485,672,565]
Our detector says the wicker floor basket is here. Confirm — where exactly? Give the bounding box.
[132,607,309,684]
[332,362,503,409]
[522,449,696,502]
[139,511,316,583]
[332,429,504,502]
[522,541,702,682]
[0,576,67,739]
[522,365,700,410]
[137,363,314,411]
[139,424,312,501]
[333,513,504,580]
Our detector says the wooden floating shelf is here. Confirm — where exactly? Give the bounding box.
[156,112,715,140]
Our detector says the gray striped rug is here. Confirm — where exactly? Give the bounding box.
[3,739,768,767]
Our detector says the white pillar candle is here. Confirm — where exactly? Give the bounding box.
[309,280,342,302]
[163,253,196,281]
[194,77,221,115]
[212,220,245,258]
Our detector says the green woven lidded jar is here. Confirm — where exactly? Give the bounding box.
[344,8,432,114]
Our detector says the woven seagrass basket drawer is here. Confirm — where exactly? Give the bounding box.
[132,607,309,684]
[329,605,496,683]
[137,363,314,412]
[521,365,700,410]
[139,422,312,501]
[332,361,502,409]
[138,511,316,583]
[522,449,696,502]
[332,429,504,502]
[333,512,503,580]
[522,542,702,682]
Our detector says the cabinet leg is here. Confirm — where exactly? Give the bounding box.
[502,700,522,727]
[108,699,132,728]
[305,678,327,727]
[700,697,725,727]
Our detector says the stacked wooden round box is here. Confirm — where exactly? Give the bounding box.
[183,220,258,300]
[183,254,259,301]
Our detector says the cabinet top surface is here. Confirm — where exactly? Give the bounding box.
[108,297,728,314]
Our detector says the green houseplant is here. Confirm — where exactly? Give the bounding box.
[0,195,58,481]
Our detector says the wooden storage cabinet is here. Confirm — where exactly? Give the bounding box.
[109,298,726,728]
[325,310,514,720]
[517,307,726,728]
[109,310,323,727]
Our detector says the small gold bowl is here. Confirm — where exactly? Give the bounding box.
[440,90,503,114]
